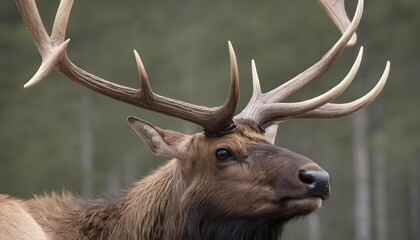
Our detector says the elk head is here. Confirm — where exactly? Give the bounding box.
[16,0,389,231]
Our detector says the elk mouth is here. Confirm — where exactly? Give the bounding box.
[268,167,331,217]
[276,196,323,217]
[281,196,323,205]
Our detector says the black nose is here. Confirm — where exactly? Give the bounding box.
[298,169,330,199]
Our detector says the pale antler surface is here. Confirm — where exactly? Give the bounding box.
[16,0,389,136]
[235,0,389,129]
[15,0,239,134]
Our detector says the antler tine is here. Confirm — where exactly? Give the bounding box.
[235,60,262,120]
[255,46,363,127]
[296,61,390,119]
[134,50,153,101]
[251,60,262,100]
[316,0,357,46]
[262,0,363,104]
[15,0,50,58]
[24,39,70,88]
[222,41,240,123]
[51,0,74,43]
[16,0,72,88]
[16,0,240,134]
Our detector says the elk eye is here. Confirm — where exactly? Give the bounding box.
[215,148,233,161]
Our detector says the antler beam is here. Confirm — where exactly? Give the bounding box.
[235,0,390,128]
[16,0,389,135]
[15,0,239,134]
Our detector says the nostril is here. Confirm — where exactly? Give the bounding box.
[299,170,316,185]
[298,169,331,199]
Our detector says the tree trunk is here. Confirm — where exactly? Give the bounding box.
[352,110,371,240]
[80,89,94,197]
[409,158,420,240]
[372,130,387,240]
[308,214,321,240]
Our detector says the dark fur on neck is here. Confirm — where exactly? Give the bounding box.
[181,201,286,240]
[183,214,285,240]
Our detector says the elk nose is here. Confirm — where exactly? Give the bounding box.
[298,169,330,200]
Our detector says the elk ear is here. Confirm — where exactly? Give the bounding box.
[265,124,279,144]
[127,116,187,158]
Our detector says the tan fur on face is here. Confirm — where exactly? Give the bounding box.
[184,119,268,169]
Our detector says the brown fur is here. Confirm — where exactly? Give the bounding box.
[1,119,326,239]
[23,160,185,239]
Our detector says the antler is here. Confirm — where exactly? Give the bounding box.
[15,0,239,134]
[316,0,357,46]
[235,0,390,128]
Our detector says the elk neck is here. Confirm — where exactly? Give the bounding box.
[24,159,188,239]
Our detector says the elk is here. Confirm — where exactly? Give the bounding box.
[1,0,389,239]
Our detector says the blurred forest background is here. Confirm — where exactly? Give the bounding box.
[1,0,419,239]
